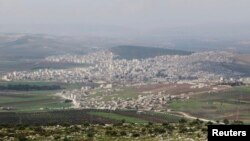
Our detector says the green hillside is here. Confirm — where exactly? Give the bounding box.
[110,45,192,60]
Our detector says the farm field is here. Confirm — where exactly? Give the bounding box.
[88,110,183,123]
[0,81,57,86]
[0,90,71,112]
[169,86,250,123]
[0,109,186,125]
[88,111,148,123]
[0,80,84,90]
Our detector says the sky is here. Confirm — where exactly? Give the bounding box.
[0,0,250,36]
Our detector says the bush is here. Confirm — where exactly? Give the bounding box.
[63,137,70,141]
[87,132,94,138]
[16,134,28,141]
[154,127,166,134]
[162,122,169,127]
[179,125,188,133]
[121,119,126,124]
[105,130,117,136]
[206,121,213,126]
[120,131,127,136]
[148,122,153,126]
[141,128,146,133]
[223,119,230,125]
[132,132,140,137]
[83,122,90,127]
[179,118,187,124]
[86,128,96,137]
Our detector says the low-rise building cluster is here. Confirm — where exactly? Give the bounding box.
[58,89,189,111]
[2,51,242,84]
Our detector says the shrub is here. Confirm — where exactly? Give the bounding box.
[154,127,166,134]
[223,119,230,125]
[132,132,140,137]
[105,130,117,136]
[120,131,127,136]
[16,134,28,141]
[179,118,187,124]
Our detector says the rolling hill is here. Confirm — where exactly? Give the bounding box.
[110,45,192,60]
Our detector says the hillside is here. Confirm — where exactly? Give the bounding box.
[110,45,192,60]
[0,34,91,60]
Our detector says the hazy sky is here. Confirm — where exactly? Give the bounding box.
[0,0,250,36]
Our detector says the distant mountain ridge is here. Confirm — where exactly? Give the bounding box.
[0,34,91,60]
[110,45,192,60]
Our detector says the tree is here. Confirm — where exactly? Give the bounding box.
[154,127,166,134]
[216,120,220,124]
[120,131,127,136]
[63,137,70,141]
[223,119,229,125]
[206,121,213,126]
[132,132,140,137]
[121,119,126,124]
[179,118,187,124]
[16,134,28,141]
[148,122,153,126]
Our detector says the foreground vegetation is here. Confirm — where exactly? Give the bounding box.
[0,118,244,141]
[0,119,208,141]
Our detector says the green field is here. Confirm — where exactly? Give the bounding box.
[0,80,85,90]
[0,81,58,86]
[169,86,250,122]
[146,112,183,123]
[88,111,148,123]
[0,90,72,112]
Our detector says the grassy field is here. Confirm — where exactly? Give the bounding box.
[88,111,148,123]
[0,109,188,125]
[169,86,250,122]
[146,112,183,122]
[0,81,58,86]
[0,80,85,90]
[0,90,71,112]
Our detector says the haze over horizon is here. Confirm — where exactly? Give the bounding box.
[0,0,250,38]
